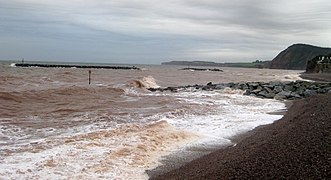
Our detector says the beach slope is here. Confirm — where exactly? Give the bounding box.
[151,93,331,179]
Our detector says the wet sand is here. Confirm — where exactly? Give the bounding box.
[150,93,331,179]
[300,72,331,82]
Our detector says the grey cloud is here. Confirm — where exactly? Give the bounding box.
[181,0,331,33]
[0,0,331,63]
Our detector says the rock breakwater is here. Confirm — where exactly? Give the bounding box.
[15,63,140,70]
[148,81,331,100]
[179,68,223,72]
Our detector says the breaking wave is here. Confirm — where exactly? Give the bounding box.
[0,64,296,179]
[128,76,160,89]
[0,120,198,179]
[283,74,303,81]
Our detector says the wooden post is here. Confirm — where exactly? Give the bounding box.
[88,70,91,84]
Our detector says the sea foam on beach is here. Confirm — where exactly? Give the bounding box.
[0,89,284,179]
[0,63,299,179]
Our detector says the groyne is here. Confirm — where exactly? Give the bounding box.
[14,63,140,70]
[148,80,331,100]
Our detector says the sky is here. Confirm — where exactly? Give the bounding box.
[1,0,331,64]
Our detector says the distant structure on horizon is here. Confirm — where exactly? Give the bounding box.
[306,54,331,73]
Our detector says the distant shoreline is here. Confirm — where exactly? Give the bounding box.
[162,60,271,69]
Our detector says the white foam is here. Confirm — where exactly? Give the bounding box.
[0,90,285,179]
[128,76,160,89]
[143,90,284,142]
[283,74,302,81]
[0,121,198,179]
[165,92,284,143]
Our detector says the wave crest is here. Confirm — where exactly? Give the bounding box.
[128,76,160,89]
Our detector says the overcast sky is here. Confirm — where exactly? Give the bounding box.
[1,0,331,64]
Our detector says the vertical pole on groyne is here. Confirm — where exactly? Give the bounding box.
[88,70,91,85]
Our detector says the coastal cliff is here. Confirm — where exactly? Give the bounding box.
[270,44,331,70]
[162,44,331,70]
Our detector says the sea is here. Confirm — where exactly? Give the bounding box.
[0,61,303,179]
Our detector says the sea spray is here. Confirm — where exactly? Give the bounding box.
[128,76,160,89]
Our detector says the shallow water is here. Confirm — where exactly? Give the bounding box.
[0,62,303,179]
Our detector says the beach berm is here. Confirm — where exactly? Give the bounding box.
[151,93,331,179]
